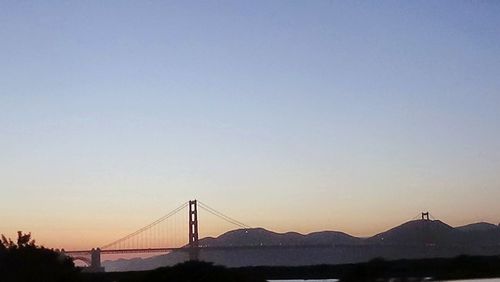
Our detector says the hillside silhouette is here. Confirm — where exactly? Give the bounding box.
[199,228,360,247]
[104,219,500,271]
[367,219,458,245]
[457,222,499,232]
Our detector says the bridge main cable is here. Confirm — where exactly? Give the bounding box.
[100,201,189,250]
[197,201,251,229]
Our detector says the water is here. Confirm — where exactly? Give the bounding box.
[268,280,338,282]
[445,279,500,282]
[268,279,500,282]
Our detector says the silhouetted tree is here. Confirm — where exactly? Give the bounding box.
[0,231,79,282]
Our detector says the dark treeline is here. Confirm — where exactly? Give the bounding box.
[236,255,500,281]
[82,261,265,282]
[84,255,500,282]
[81,255,500,282]
[0,231,79,282]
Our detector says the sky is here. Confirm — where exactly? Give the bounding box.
[1,1,499,250]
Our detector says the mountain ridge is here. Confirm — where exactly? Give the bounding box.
[103,219,500,271]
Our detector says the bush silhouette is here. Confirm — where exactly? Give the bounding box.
[0,231,79,282]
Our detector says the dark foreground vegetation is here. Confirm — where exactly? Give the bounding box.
[81,255,500,281]
[0,232,79,282]
[83,261,265,282]
[2,232,500,281]
[236,255,500,281]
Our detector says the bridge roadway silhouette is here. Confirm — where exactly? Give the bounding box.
[63,200,344,272]
[66,244,341,255]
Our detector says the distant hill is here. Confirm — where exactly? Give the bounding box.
[456,222,499,232]
[366,220,461,245]
[103,220,500,271]
[198,228,361,247]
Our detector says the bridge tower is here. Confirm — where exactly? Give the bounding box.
[420,212,432,246]
[188,200,199,261]
[89,248,104,272]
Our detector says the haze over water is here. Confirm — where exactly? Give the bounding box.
[1,1,499,250]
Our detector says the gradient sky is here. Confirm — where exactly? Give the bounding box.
[1,1,500,250]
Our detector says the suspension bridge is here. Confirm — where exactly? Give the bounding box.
[62,200,441,272]
[63,200,281,271]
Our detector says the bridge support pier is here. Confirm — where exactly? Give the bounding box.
[188,200,199,261]
[89,248,105,272]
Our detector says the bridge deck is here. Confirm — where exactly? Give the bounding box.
[64,244,347,255]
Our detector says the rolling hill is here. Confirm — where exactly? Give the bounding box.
[103,219,500,271]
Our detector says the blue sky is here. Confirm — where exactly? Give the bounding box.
[1,1,499,249]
